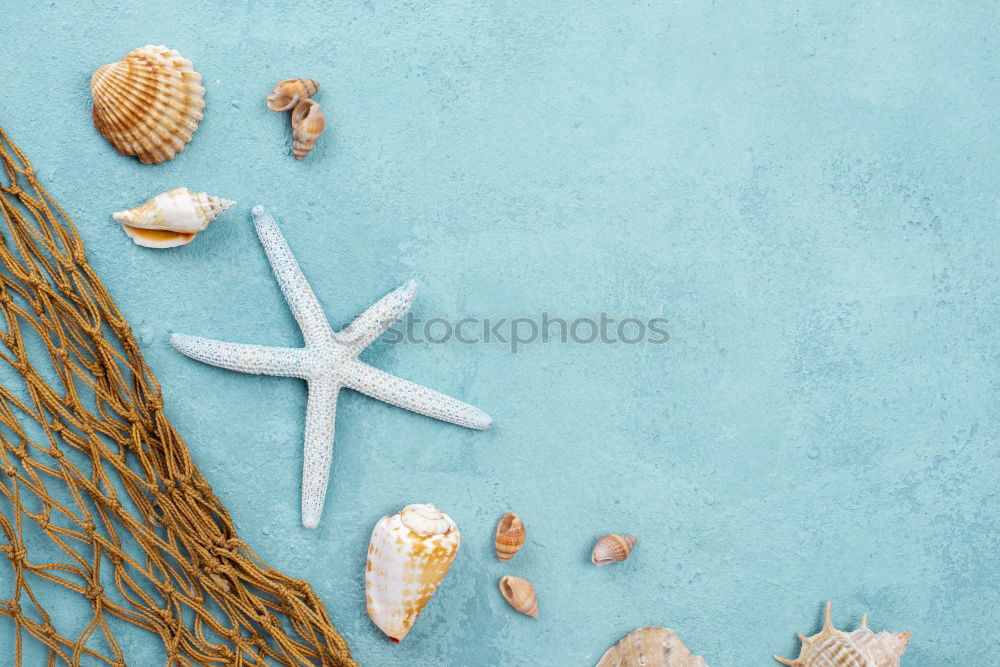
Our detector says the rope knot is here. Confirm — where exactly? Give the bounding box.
[5,601,21,616]
[6,546,27,563]
[147,394,164,410]
[82,521,96,536]
[85,583,103,600]
[48,446,64,460]
[49,420,64,434]
[3,465,17,478]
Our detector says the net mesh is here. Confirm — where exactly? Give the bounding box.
[0,127,356,666]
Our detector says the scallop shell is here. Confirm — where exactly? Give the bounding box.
[775,602,910,666]
[495,512,526,561]
[365,503,460,642]
[266,78,319,111]
[592,534,636,566]
[597,627,708,667]
[291,99,326,160]
[113,187,235,248]
[498,575,538,618]
[91,45,205,164]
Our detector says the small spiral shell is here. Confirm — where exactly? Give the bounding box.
[494,512,525,561]
[498,575,538,618]
[291,99,326,160]
[266,78,319,111]
[591,534,636,566]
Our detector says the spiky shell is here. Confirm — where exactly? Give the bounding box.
[592,534,637,566]
[291,99,325,159]
[597,626,708,667]
[775,602,911,667]
[495,512,526,561]
[266,78,319,111]
[90,45,205,164]
[499,575,538,618]
[365,504,460,642]
[113,188,235,248]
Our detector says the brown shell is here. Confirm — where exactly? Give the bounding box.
[591,534,636,566]
[291,99,325,160]
[775,602,911,666]
[495,512,526,561]
[266,78,320,111]
[498,575,538,618]
[597,626,708,667]
[90,45,205,164]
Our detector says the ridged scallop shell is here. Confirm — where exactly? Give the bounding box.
[498,575,538,618]
[291,99,325,159]
[775,602,910,666]
[365,504,460,642]
[113,187,235,248]
[266,78,319,111]
[91,45,205,164]
[495,512,526,561]
[597,627,708,667]
[592,534,636,566]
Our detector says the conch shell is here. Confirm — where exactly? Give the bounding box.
[775,602,910,666]
[495,512,525,561]
[113,187,235,248]
[365,504,460,642]
[91,45,205,164]
[597,626,708,667]
[498,575,538,618]
[266,78,319,111]
[291,99,325,160]
[592,534,636,566]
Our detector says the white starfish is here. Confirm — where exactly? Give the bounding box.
[170,205,492,529]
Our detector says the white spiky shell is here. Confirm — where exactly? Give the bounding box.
[597,626,709,667]
[91,45,205,164]
[775,602,911,667]
[113,187,235,248]
[365,504,460,642]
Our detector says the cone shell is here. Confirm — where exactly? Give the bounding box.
[113,187,235,248]
[291,99,325,159]
[495,512,526,561]
[597,627,709,667]
[266,78,319,111]
[365,504,460,642]
[90,45,205,164]
[774,602,910,666]
[592,534,637,566]
[498,575,538,618]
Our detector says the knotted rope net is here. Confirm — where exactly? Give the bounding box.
[0,127,356,666]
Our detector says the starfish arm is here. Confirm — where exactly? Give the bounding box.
[342,360,493,430]
[337,280,417,354]
[300,378,340,529]
[251,205,334,347]
[170,334,311,378]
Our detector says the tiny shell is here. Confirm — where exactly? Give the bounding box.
[498,575,538,618]
[90,45,205,164]
[113,187,235,248]
[775,602,910,666]
[591,534,636,566]
[597,626,708,667]
[266,78,319,111]
[291,99,325,159]
[495,512,526,561]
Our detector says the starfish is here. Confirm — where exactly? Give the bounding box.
[170,205,493,529]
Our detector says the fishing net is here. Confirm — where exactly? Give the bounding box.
[0,127,356,666]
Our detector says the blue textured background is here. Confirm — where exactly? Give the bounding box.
[1,1,998,664]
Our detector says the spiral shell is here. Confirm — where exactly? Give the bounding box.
[266,78,319,111]
[291,99,325,159]
[113,187,235,248]
[495,512,526,561]
[498,575,538,618]
[365,504,460,642]
[775,602,910,666]
[591,534,636,566]
[90,45,205,164]
[597,626,708,667]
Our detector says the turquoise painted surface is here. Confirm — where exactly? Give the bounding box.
[1,1,998,664]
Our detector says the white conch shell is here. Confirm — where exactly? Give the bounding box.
[597,626,708,667]
[365,503,460,642]
[113,187,235,248]
[775,602,911,666]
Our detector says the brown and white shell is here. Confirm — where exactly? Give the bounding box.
[597,626,708,667]
[266,78,319,111]
[113,187,235,248]
[495,512,526,561]
[775,602,911,666]
[90,45,205,164]
[498,575,538,618]
[592,534,636,566]
[291,99,325,159]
